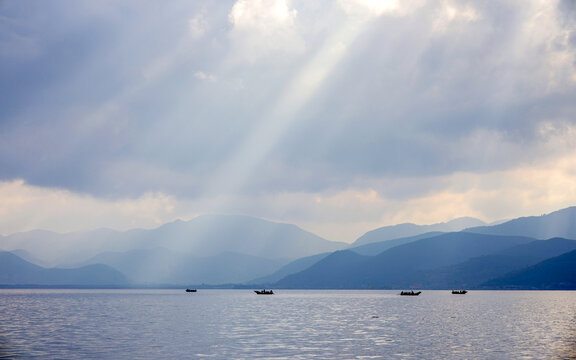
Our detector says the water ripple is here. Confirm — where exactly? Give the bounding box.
[0,289,574,359]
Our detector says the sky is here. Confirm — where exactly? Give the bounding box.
[1,0,576,243]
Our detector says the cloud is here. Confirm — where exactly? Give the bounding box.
[431,1,479,34]
[265,153,576,242]
[194,71,217,82]
[0,179,185,235]
[339,0,423,18]
[227,0,305,63]
[189,14,208,39]
[2,148,576,243]
[1,0,576,241]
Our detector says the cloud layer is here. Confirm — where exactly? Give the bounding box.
[1,0,575,241]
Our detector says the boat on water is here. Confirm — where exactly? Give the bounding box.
[254,290,274,295]
[400,291,421,296]
[185,289,197,293]
[452,290,467,294]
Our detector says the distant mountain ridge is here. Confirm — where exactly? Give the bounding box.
[0,251,128,286]
[349,232,444,256]
[403,237,576,289]
[277,232,536,289]
[352,217,486,247]
[142,215,345,259]
[2,206,576,288]
[0,215,345,266]
[83,248,288,285]
[481,249,576,290]
[0,215,345,286]
[247,252,331,285]
[466,206,576,240]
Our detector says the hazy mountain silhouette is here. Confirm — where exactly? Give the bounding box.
[2,207,575,288]
[277,250,371,289]
[135,215,344,259]
[247,252,331,284]
[6,249,51,267]
[352,217,486,247]
[82,248,178,284]
[276,232,535,289]
[403,237,576,289]
[0,251,128,286]
[0,229,140,267]
[349,232,444,256]
[251,232,447,284]
[466,206,576,240]
[249,232,454,284]
[83,248,287,285]
[173,251,286,285]
[481,249,576,289]
[0,215,345,266]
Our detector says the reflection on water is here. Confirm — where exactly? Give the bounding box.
[559,311,576,360]
[0,290,574,359]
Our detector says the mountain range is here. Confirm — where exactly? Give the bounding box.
[481,249,576,290]
[0,215,344,286]
[0,251,128,286]
[260,207,576,289]
[397,237,576,289]
[1,206,575,289]
[352,217,487,247]
[82,248,287,285]
[466,206,576,239]
[0,215,344,266]
[275,232,538,289]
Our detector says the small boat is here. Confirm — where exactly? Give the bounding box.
[185,289,197,293]
[452,290,467,294]
[400,291,421,296]
[254,289,274,295]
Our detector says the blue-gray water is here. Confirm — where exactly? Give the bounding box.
[0,289,574,359]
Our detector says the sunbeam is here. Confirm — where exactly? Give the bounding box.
[203,1,398,205]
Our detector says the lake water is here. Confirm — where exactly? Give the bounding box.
[0,289,574,359]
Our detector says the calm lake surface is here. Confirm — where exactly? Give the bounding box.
[0,289,574,359]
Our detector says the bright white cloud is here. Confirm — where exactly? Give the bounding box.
[227,0,305,63]
[339,0,423,18]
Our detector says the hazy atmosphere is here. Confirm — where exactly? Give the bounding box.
[2,0,576,242]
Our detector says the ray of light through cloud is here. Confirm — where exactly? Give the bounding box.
[0,0,575,242]
[205,0,391,200]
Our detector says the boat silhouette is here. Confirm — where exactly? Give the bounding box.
[400,290,421,296]
[254,289,274,295]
